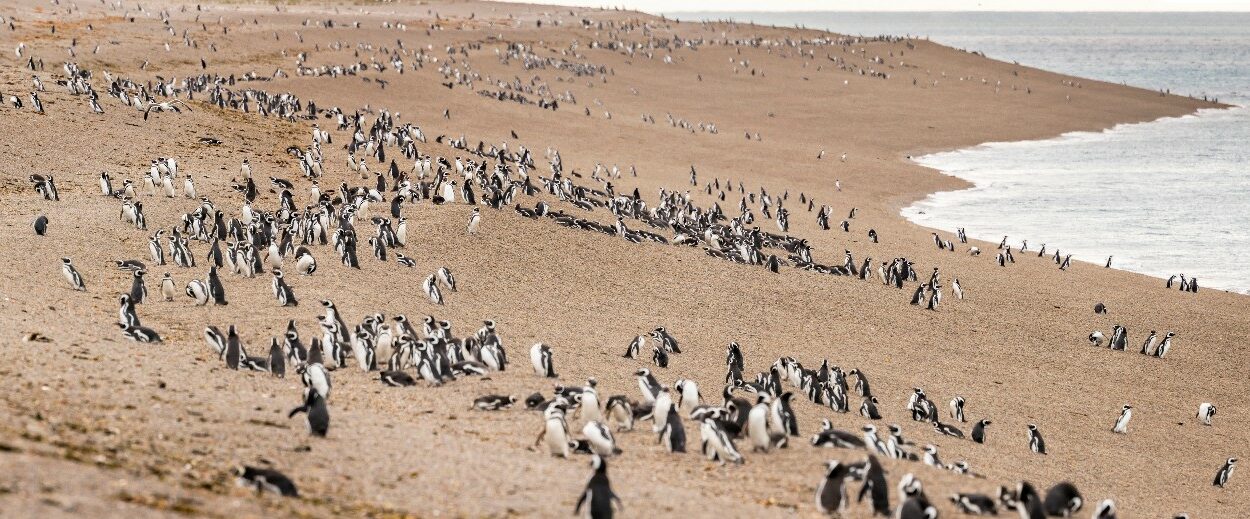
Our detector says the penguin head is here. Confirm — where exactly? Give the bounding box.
[61,257,72,264]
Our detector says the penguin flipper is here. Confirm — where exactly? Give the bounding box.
[288,405,308,418]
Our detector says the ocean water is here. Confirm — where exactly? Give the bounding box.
[667,12,1250,293]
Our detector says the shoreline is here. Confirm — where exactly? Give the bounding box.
[900,104,1250,295]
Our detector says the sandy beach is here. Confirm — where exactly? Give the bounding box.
[0,1,1247,517]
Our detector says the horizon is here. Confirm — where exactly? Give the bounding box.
[496,0,1250,13]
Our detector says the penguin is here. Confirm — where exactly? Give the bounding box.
[651,387,674,433]
[952,278,963,300]
[288,388,329,437]
[950,493,997,516]
[32,215,48,236]
[225,325,243,370]
[436,266,456,291]
[466,207,481,234]
[1112,405,1132,434]
[530,343,557,377]
[1213,457,1236,488]
[1043,482,1083,517]
[1091,499,1116,519]
[658,406,686,453]
[699,418,743,464]
[747,394,780,452]
[295,249,317,275]
[651,344,668,368]
[206,266,228,305]
[1027,424,1047,454]
[300,362,331,400]
[1088,330,1106,347]
[272,269,298,307]
[1153,331,1175,358]
[537,401,572,458]
[160,272,176,301]
[1017,482,1048,519]
[770,391,799,437]
[268,338,286,378]
[1094,302,1108,315]
[472,394,515,410]
[922,445,944,468]
[61,258,86,291]
[422,274,443,305]
[971,419,991,444]
[811,423,866,449]
[675,378,701,416]
[117,294,140,327]
[203,326,226,359]
[605,396,634,432]
[860,396,882,420]
[1197,403,1216,426]
[858,454,890,516]
[815,460,851,515]
[654,327,681,353]
[583,421,621,458]
[185,279,209,305]
[1140,330,1157,355]
[574,455,622,518]
[622,335,643,358]
[634,368,661,404]
[129,269,147,304]
[934,421,964,439]
[234,466,299,498]
[949,396,966,422]
[118,323,163,343]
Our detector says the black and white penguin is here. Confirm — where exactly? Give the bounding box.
[1140,330,1157,355]
[538,400,572,458]
[934,421,964,439]
[234,466,299,498]
[160,272,176,301]
[622,335,643,358]
[1043,482,1083,517]
[950,493,997,516]
[654,327,681,353]
[117,294,140,327]
[1112,405,1132,433]
[815,460,851,515]
[971,419,991,444]
[206,266,228,305]
[530,343,556,377]
[1016,482,1047,519]
[300,362,331,400]
[203,326,226,359]
[605,395,634,432]
[574,455,622,518]
[699,418,743,464]
[583,421,622,458]
[117,323,163,343]
[1091,499,1116,519]
[472,394,516,410]
[32,215,48,236]
[268,338,286,379]
[1214,457,1236,488]
[61,258,86,291]
[186,279,209,306]
[811,421,866,449]
[288,388,329,437]
[658,406,685,453]
[129,269,147,304]
[634,368,661,404]
[225,325,243,370]
[858,454,890,516]
[675,378,702,416]
[651,344,669,368]
[949,396,966,422]
[1153,331,1175,358]
[1027,424,1047,454]
[272,269,298,307]
[860,396,882,420]
[422,273,443,305]
[1197,403,1217,426]
[436,266,456,291]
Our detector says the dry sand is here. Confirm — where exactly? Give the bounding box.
[0,1,1247,517]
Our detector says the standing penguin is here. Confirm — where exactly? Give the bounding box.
[537,401,572,458]
[32,215,48,236]
[61,258,86,291]
[1153,332,1176,358]
[268,338,286,378]
[971,419,991,444]
[160,272,176,301]
[1027,424,1047,454]
[658,406,686,453]
[288,389,329,437]
[1214,457,1237,488]
[466,207,481,234]
[1112,405,1132,434]
[128,269,148,304]
[949,396,966,422]
[574,455,622,519]
[1197,403,1217,426]
[858,454,890,516]
[225,325,243,370]
[815,460,851,515]
[206,266,228,305]
[622,335,643,359]
[529,343,557,378]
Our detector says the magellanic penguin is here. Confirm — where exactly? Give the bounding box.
[288,388,330,437]
[658,405,686,453]
[32,215,48,236]
[160,272,176,301]
[536,400,572,458]
[634,368,661,404]
[1197,403,1217,426]
[971,419,991,444]
[950,492,997,516]
[530,343,557,378]
[574,455,622,518]
[61,258,86,291]
[675,379,702,416]
[858,454,890,516]
[622,335,643,358]
[815,460,851,515]
[1112,405,1132,433]
[1042,482,1083,517]
[605,395,635,432]
[1214,457,1236,488]
[582,421,622,458]
[949,395,966,422]
[699,418,744,464]
[268,338,286,378]
[234,466,299,498]
[1027,424,1047,454]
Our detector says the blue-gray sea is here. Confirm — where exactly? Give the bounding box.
[668,12,1250,293]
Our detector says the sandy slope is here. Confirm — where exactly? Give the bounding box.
[0,0,1246,517]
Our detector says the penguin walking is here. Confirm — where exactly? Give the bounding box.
[530,343,556,378]
[1197,403,1217,426]
[1112,405,1132,434]
[1214,457,1236,488]
[61,258,86,291]
[815,460,851,515]
[574,455,622,518]
[288,389,329,437]
[1027,424,1047,454]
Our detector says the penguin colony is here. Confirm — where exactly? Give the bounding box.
[6,2,1238,517]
